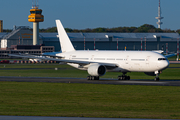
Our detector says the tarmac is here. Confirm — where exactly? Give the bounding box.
[0,76,180,86]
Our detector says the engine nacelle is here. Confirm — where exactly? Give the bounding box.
[87,63,106,76]
[144,72,156,76]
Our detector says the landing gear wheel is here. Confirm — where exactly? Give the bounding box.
[154,77,160,81]
[87,76,99,80]
[118,75,130,80]
[118,76,122,80]
[94,76,99,80]
[87,76,90,80]
[154,71,160,81]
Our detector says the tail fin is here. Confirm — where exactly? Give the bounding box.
[55,20,75,53]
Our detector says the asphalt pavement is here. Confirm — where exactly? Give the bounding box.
[0,76,180,86]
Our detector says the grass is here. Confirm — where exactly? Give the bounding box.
[0,63,180,80]
[167,55,180,61]
[0,63,180,118]
[0,82,180,119]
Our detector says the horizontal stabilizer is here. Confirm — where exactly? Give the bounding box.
[165,53,177,58]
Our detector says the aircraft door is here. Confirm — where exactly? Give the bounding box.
[146,56,150,65]
[125,55,131,70]
[146,56,155,71]
[125,56,129,64]
[69,55,72,60]
[91,55,94,60]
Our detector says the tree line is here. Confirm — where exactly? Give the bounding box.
[3,24,180,34]
[39,24,180,34]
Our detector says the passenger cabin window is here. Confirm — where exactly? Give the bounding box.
[158,58,166,61]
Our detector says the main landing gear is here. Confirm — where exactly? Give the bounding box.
[118,73,130,80]
[87,76,99,80]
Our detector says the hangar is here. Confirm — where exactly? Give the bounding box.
[0,26,179,58]
[42,32,180,52]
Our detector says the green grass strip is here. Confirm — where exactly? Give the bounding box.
[0,82,180,119]
[0,64,180,80]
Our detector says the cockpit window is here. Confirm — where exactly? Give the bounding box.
[158,58,166,60]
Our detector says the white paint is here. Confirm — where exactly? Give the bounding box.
[55,20,169,75]
[33,22,39,45]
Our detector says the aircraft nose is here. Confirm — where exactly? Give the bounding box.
[165,60,169,67]
[157,59,169,70]
[162,60,169,70]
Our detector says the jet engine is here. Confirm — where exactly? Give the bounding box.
[144,72,156,76]
[87,63,106,76]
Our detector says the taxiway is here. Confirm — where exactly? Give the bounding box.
[0,76,180,86]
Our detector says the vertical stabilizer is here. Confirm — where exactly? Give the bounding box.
[56,20,75,53]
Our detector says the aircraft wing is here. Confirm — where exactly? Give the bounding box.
[42,52,63,58]
[165,53,177,58]
[8,53,86,63]
[8,54,118,69]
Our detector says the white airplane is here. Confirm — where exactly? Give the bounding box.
[9,20,172,81]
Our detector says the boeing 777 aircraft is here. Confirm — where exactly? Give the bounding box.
[9,20,172,81]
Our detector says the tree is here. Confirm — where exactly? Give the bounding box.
[37,24,178,34]
[65,28,73,33]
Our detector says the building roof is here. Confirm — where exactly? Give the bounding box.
[40,32,180,38]
[0,33,8,39]
[1,31,180,41]
[40,32,180,41]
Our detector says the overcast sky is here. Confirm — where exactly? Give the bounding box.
[1,0,180,30]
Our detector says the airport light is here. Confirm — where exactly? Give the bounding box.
[177,38,179,61]
[144,37,146,51]
[94,38,95,50]
[141,38,142,51]
[117,38,118,50]
[84,37,85,50]
[166,43,168,55]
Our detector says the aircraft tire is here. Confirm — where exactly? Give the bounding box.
[118,76,122,80]
[95,76,99,80]
[87,76,99,80]
[118,75,130,80]
[154,77,160,81]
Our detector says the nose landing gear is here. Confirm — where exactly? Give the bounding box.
[154,76,160,81]
[154,71,161,81]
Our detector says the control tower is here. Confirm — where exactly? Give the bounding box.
[28,1,44,45]
[155,0,163,29]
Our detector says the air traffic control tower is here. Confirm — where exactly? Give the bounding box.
[28,4,44,45]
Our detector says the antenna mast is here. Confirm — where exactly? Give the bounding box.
[155,0,164,29]
[32,0,39,9]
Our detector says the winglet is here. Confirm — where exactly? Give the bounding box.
[56,20,75,53]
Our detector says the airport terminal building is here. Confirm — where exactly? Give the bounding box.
[0,26,179,58]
